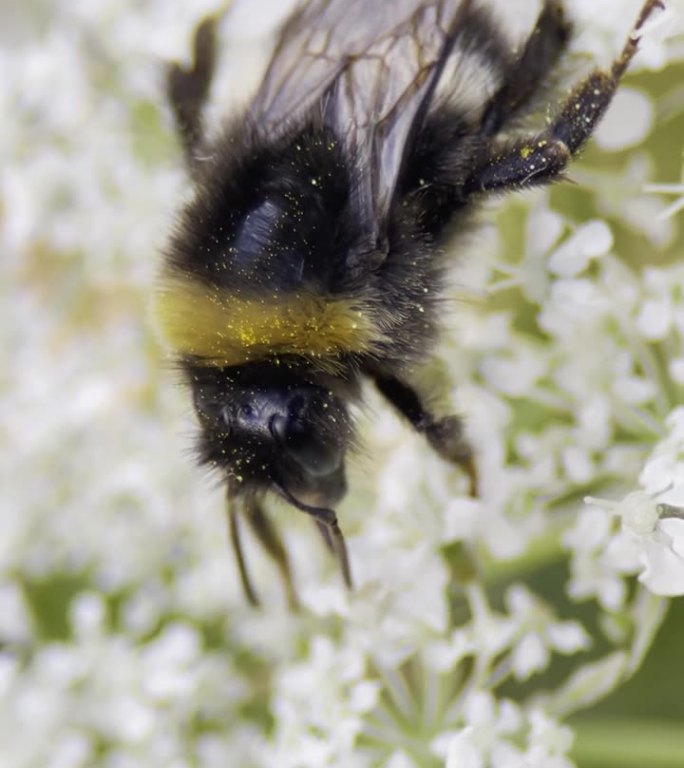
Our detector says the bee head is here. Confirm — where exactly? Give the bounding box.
[188,364,353,509]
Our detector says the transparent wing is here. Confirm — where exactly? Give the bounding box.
[250,0,470,258]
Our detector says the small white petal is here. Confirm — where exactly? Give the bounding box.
[603,531,642,574]
[662,518,684,559]
[114,696,157,744]
[464,691,497,727]
[561,446,594,484]
[577,220,614,258]
[505,583,536,616]
[146,622,201,664]
[424,636,470,672]
[512,633,549,681]
[546,621,591,654]
[666,406,684,437]
[490,742,526,768]
[636,297,673,340]
[668,357,684,385]
[301,582,350,617]
[385,751,419,768]
[0,583,32,643]
[431,731,458,760]
[48,732,93,768]
[612,375,657,405]
[598,576,628,613]
[644,267,674,293]
[593,88,654,151]
[638,521,684,596]
[528,710,575,753]
[481,349,546,397]
[497,699,523,734]
[0,654,19,698]
[547,220,612,276]
[639,453,679,495]
[538,279,608,337]
[348,680,380,713]
[446,728,484,768]
[564,506,612,553]
[69,592,106,638]
[443,498,481,542]
[674,306,684,338]
[528,208,564,255]
[577,395,612,450]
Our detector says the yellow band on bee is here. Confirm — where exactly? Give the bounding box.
[152,276,384,367]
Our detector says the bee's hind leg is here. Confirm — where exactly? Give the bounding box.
[480,0,572,136]
[245,497,300,611]
[226,494,260,607]
[167,17,218,171]
[371,373,478,497]
[463,0,663,196]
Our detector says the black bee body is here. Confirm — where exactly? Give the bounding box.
[157,0,662,606]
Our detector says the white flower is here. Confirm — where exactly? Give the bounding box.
[633,265,684,341]
[439,696,575,768]
[424,584,517,673]
[505,586,591,681]
[547,220,613,277]
[0,0,680,766]
[563,506,632,610]
[0,582,32,644]
[638,515,684,595]
[538,278,611,339]
[580,408,684,597]
[522,710,575,768]
[445,727,487,768]
[438,693,524,768]
[270,636,380,768]
[385,751,420,768]
[584,492,684,597]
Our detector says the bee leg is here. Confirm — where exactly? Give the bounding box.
[314,519,336,555]
[167,16,218,170]
[274,484,353,590]
[245,497,299,610]
[372,373,478,497]
[226,496,260,607]
[311,510,353,591]
[465,0,663,194]
[481,0,572,136]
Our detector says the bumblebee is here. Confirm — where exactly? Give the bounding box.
[156,0,662,606]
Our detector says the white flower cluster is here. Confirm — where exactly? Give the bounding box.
[1,1,682,767]
[581,407,684,600]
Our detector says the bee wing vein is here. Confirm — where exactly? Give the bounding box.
[250,0,470,245]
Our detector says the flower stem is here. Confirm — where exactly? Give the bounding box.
[572,717,684,767]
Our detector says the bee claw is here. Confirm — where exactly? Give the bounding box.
[425,416,478,497]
